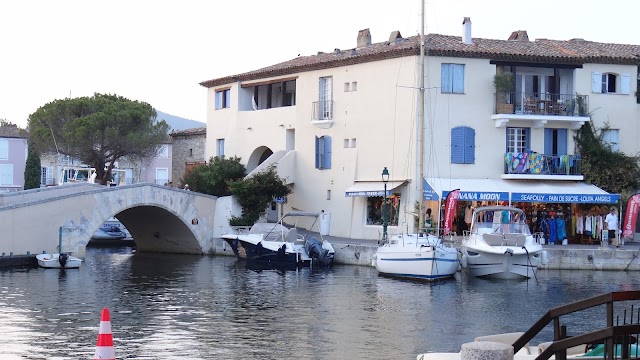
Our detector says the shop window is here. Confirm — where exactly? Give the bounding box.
[451,126,475,164]
[315,135,332,169]
[366,194,401,226]
[506,127,530,153]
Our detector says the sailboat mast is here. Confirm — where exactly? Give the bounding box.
[418,0,425,232]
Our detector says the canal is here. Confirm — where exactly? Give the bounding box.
[1,246,639,359]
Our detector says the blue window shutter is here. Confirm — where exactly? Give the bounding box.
[441,64,452,93]
[314,136,320,169]
[557,129,567,155]
[323,136,332,169]
[544,128,553,155]
[452,64,465,93]
[463,127,475,164]
[525,128,531,152]
[451,127,464,163]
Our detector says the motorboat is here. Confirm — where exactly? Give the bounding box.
[36,253,82,269]
[91,218,131,240]
[460,206,547,279]
[220,212,335,268]
[372,233,460,280]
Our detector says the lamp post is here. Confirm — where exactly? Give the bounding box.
[381,167,390,243]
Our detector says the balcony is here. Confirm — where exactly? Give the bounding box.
[311,100,334,129]
[493,92,589,130]
[503,152,583,180]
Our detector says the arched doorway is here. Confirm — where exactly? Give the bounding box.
[246,146,274,173]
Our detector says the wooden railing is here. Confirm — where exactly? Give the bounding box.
[513,291,640,359]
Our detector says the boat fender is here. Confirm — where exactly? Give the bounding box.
[540,251,549,266]
[58,253,69,268]
[461,254,468,269]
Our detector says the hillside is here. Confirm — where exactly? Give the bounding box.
[156,111,205,132]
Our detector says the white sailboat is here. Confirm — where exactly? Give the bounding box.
[373,1,460,281]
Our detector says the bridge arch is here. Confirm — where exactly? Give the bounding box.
[0,183,218,257]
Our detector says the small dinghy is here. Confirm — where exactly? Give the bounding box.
[36,253,82,269]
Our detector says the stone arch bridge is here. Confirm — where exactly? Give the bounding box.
[0,183,226,258]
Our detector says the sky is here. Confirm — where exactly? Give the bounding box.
[1,0,638,128]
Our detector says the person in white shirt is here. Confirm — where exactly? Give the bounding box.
[605,207,619,247]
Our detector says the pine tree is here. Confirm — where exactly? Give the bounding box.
[24,146,42,190]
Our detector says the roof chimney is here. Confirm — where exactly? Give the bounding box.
[357,28,371,48]
[508,30,529,41]
[462,17,472,45]
[389,30,402,42]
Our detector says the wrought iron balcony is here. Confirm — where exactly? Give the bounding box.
[495,92,589,116]
[312,100,334,120]
[504,152,582,176]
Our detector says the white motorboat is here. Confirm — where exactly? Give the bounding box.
[461,206,547,279]
[36,253,82,269]
[221,212,335,269]
[92,218,131,241]
[373,234,460,280]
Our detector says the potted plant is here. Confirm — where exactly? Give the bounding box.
[494,73,515,113]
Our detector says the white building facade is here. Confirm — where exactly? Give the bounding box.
[202,24,639,241]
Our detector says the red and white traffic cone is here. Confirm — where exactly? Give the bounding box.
[93,308,115,360]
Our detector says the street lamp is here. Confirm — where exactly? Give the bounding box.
[381,167,390,243]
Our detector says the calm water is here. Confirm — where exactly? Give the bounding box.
[1,247,640,359]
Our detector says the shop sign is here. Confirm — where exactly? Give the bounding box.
[511,193,620,203]
[442,191,509,201]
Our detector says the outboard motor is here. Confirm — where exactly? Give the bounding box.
[58,253,69,268]
[305,237,334,266]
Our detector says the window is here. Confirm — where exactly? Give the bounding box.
[315,135,332,169]
[366,194,401,226]
[350,138,357,148]
[215,88,230,109]
[0,139,7,160]
[155,168,168,186]
[441,64,465,94]
[344,139,350,148]
[450,126,475,164]
[602,129,620,152]
[216,139,225,157]
[506,127,530,153]
[592,72,631,94]
[41,166,53,186]
[157,144,169,158]
[189,148,193,157]
[344,82,350,92]
[0,164,13,186]
[544,128,568,155]
[318,77,333,120]
[351,81,358,91]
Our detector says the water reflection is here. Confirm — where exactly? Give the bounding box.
[1,248,640,359]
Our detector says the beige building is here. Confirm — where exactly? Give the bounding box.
[201,21,638,240]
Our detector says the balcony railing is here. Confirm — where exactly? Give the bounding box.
[495,92,589,116]
[312,100,334,120]
[504,152,582,176]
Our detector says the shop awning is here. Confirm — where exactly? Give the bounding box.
[425,178,619,204]
[345,181,406,197]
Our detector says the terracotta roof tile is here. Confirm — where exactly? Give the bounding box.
[200,34,640,88]
[0,124,28,138]
[170,127,206,137]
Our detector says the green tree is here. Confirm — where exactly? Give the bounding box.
[181,156,246,196]
[575,120,640,195]
[27,93,169,185]
[228,165,291,225]
[23,146,42,190]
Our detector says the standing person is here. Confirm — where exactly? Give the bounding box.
[605,207,619,247]
[464,203,474,231]
[424,208,433,231]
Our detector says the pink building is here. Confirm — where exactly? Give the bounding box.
[0,124,28,192]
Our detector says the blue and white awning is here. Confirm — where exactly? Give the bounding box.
[424,178,619,204]
[345,181,406,197]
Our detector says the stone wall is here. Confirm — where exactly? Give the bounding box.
[171,131,206,184]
